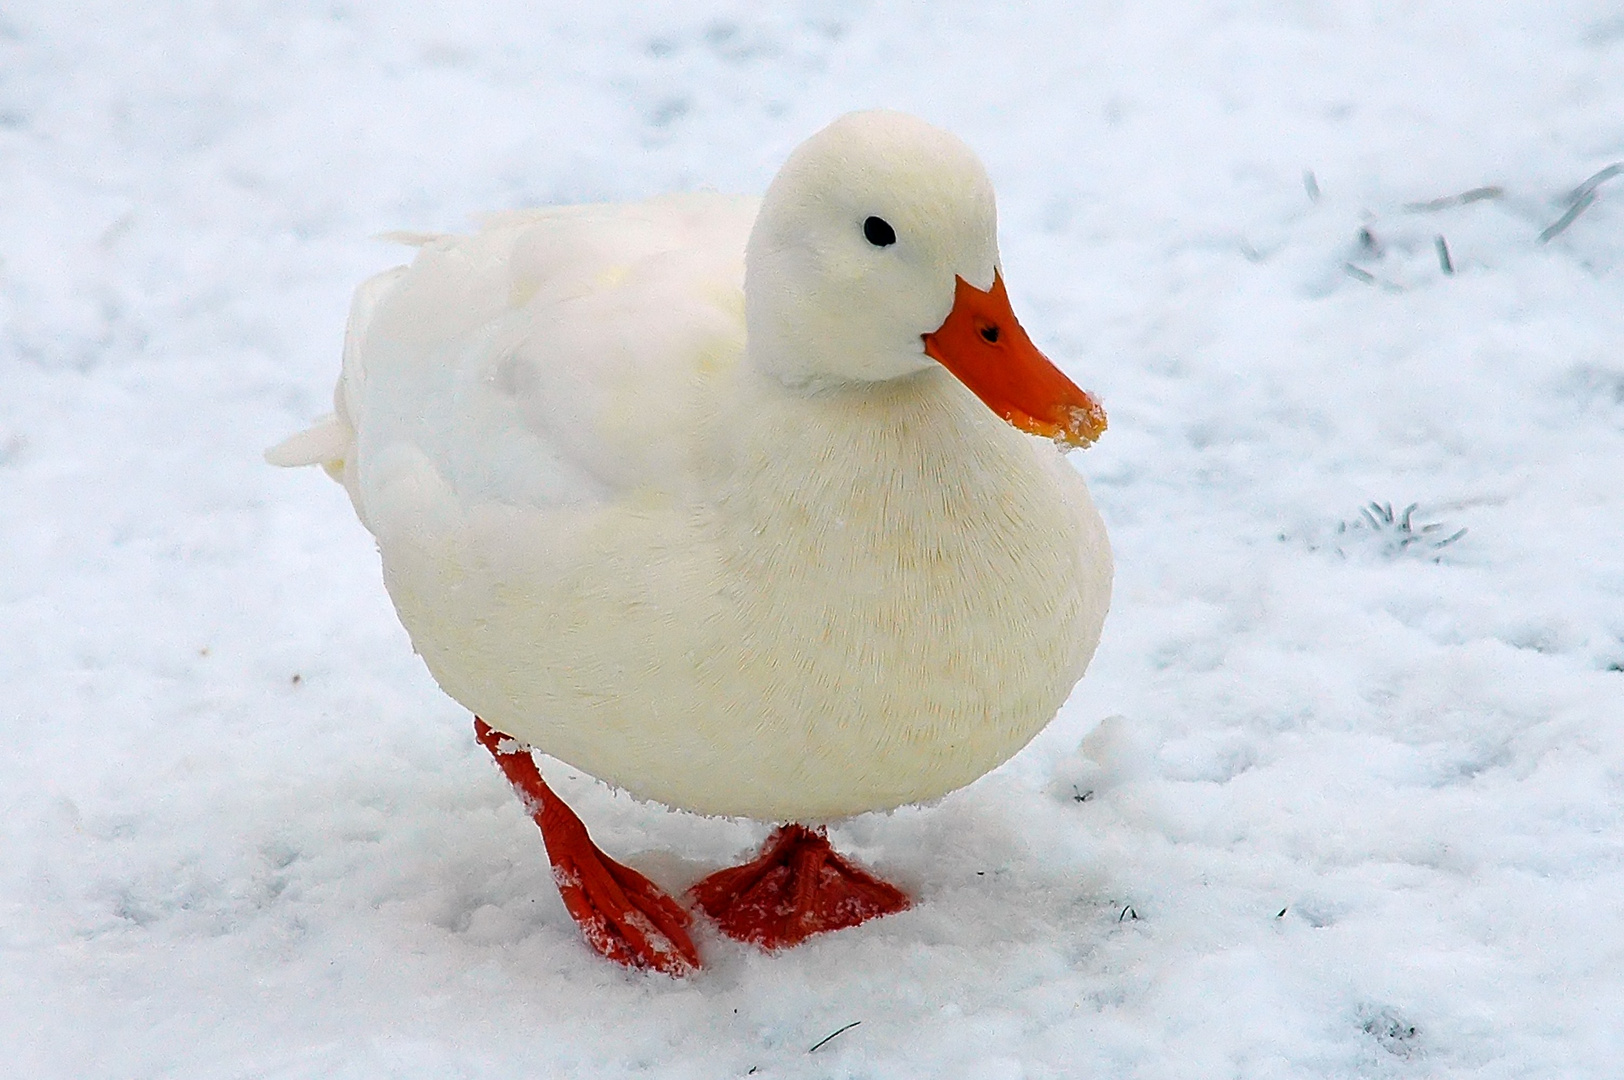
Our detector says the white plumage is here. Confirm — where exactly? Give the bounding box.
[270,110,1112,821]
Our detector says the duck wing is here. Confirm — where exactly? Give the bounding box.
[271,193,756,530]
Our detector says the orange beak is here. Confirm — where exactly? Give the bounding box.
[922,273,1106,450]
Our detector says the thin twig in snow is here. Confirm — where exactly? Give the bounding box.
[1540,162,1623,242]
[1404,186,1502,212]
[1567,162,1624,204]
[807,1021,861,1054]
[1539,191,1598,243]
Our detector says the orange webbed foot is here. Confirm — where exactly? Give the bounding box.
[690,824,909,949]
[474,718,700,976]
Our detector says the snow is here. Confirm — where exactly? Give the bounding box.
[3,0,1622,1075]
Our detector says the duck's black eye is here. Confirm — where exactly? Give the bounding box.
[863,216,897,247]
[979,325,1000,343]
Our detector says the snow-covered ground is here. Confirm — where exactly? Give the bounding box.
[4,1,1623,1075]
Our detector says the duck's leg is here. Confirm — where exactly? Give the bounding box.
[473,718,700,976]
[689,824,909,949]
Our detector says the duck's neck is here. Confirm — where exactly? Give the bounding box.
[729,362,1029,524]
[745,328,939,393]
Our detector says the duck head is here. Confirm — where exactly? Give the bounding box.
[744,110,1106,449]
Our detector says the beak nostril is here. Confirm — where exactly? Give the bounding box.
[922,272,1106,450]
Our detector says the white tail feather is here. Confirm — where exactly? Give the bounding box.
[266,263,409,489]
[264,412,352,478]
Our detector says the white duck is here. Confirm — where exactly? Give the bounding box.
[269,110,1112,975]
